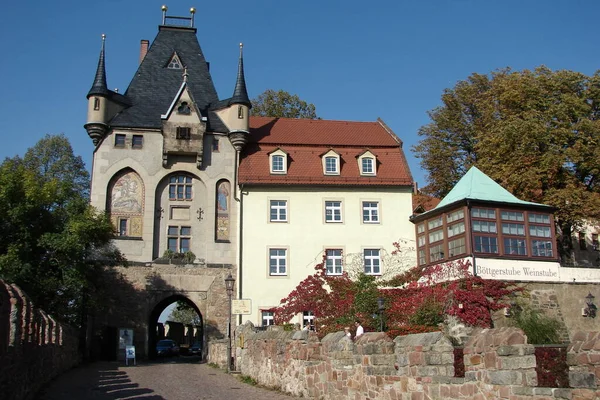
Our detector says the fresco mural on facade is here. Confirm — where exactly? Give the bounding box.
[216,181,230,241]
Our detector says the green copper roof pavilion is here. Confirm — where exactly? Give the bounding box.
[433,166,549,210]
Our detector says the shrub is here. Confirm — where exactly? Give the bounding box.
[509,303,562,344]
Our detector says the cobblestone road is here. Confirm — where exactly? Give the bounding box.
[35,358,298,400]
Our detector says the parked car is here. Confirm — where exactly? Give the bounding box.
[190,341,202,355]
[156,339,179,356]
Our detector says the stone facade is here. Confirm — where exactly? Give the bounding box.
[91,263,234,359]
[235,323,600,399]
[0,281,80,400]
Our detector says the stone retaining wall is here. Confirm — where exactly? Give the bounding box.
[236,323,600,399]
[0,281,80,400]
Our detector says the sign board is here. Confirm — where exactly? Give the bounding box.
[232,299,252,315]
[119,328,133,349]
[125,345,136,366]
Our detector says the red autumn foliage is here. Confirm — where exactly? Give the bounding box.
[272,248,518,338]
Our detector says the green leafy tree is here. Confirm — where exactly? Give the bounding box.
[0,134,124,327]
[413,66,600,258]
[251,89,318,119]
[168,301,201,325]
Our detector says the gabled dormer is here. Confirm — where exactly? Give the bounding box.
[160,76,206,169]
[321,149,341,176]
[357,150,377,176]
[269,148,288,174]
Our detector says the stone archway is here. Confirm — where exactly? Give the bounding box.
[148,294,204,359]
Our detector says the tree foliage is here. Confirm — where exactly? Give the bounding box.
[251,89,318,119]
[0,134,124,326]
[413,66,600,257]
[168,301,201,325]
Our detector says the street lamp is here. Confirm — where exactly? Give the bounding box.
[224,273,235,372]
[377,297,385,332]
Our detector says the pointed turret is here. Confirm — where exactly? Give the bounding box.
[230,43,251,107]
[226,43,251,152]
[84,34,130,146]
[87,34,110,98]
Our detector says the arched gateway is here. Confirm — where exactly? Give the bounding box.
[92,264,232,360]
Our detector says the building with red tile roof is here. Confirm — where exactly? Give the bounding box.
[239,116,417,327]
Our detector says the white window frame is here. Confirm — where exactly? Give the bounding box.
[261,310,274,326]
[302,311,315,330]
[325,249,343,275]
[362,201,380,224]
[269,248,287,276]
[269,149,288,174]
[321,150,341,175]
[358,150,377,176]
[269,200,288,222]
[363,249,381,275]
[325,200,343,223]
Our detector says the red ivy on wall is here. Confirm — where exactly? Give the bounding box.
[272,251,518,337]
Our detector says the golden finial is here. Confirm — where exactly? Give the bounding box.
[190,7,196,14]
[161,5,168,11]
[101,33,106,41]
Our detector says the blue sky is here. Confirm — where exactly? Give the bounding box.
[1,1,598,187]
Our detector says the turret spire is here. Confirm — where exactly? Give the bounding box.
[87,34,110,98]
[230,43,251,107]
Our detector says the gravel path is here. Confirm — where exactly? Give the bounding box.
[35,359,298,400]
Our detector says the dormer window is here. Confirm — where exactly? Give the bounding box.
[321,150,341,175]
[358,150,377,176]
[168,53,182,69]
[269,149,288,174]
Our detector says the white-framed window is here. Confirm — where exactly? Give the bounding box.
[325,201,343,223]
[528,213,550,224]
[325,157,338,174]
[168,226,191,253]
[363,249,381,275]
[302,311,315,330]
[358,150,377,176]
[362,201,379,223]
[418,249,426,265]
[270,200,288,222]
[269,149,288,174]
[417,223,425,234]
[322,150,340,175]
[261,310,274,326]
[269,248,287,276]
[474,236,499,254]
[169,175,193,200]
[502,223,525,236]
[529,225,551,237]
[326,249,343,275]
[472,220,497,233]
[272,155,284,172]
[362,158,374,174]
[504,238,527,255]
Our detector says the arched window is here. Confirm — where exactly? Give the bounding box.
[215,180,230,242]
[109,170,144,238]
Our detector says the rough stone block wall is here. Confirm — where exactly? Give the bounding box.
[0,281,80,400]
[238,323,600,399]
[567,331,600,399]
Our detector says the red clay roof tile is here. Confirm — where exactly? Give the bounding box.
[239,117,413,186]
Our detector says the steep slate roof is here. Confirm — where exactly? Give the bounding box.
[110,26,226,131]
[239,117,413,186]
[434,166,550,210]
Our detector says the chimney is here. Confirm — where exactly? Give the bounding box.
[139,40,149,64]
[413,181,419,194]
